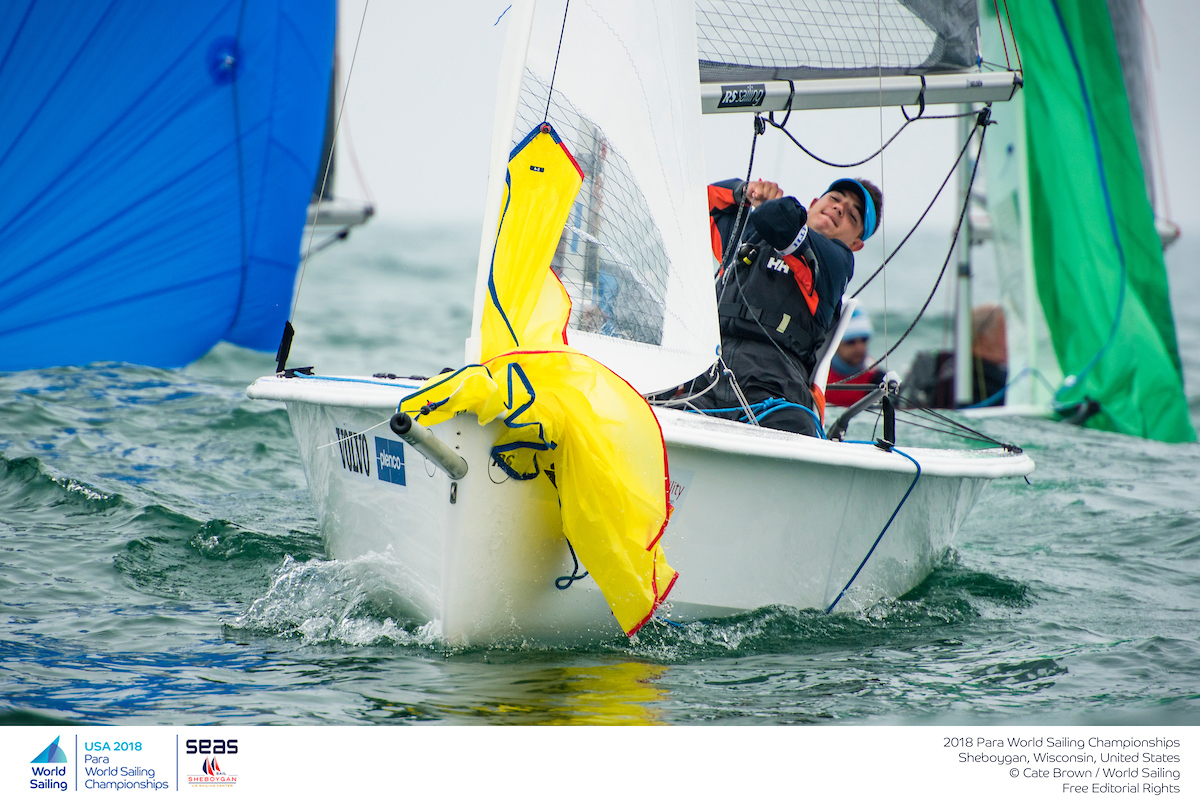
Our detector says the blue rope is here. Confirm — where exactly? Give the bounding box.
[960,366,1061,410]
[686,397,827,438]
[753,398,826,437]
[555,538,588,590]
[825,445,922,614]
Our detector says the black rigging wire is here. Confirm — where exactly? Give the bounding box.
[544,0,570,122]
[850,117,977,298]
[839,109,993,385]
[292,0,372,322]
[764,86,977,169]
[717,114,765,290]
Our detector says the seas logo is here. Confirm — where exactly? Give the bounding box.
[185,740,238,787]
[30,736,69,791]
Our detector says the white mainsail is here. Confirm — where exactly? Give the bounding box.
[468,0,719,395]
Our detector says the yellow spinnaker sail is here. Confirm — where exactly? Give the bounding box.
[399,125,676,636]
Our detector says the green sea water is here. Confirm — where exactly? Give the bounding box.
[3,223,1199,726]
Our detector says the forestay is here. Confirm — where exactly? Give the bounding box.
[470,0,718,396]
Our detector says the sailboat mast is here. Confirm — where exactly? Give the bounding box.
[953,104,974,408]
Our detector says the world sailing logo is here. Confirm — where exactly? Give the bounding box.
[187,757,238,787]
[31,736,68,764]
[30,736,69,791]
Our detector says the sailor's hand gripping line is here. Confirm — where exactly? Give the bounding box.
[396,124,676,637]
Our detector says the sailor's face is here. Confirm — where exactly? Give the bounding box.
[836,336,868,367]
[809,190,865,252]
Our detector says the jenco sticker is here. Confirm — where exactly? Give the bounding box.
[717,83,766,109]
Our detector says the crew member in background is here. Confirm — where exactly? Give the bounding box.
[903,303,1009,408]
[826,306,885,406]
[688,175,883,436]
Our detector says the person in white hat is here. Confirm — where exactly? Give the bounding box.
[826,306,884,407]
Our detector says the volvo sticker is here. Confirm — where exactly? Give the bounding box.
[335,427,371,477]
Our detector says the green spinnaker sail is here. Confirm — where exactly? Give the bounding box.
[988,0,1194,442]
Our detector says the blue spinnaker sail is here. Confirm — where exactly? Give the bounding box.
[0,0,335,370]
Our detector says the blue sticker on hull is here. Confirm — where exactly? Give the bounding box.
[375,437,406,486]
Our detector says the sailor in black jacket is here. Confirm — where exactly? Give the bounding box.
[691,177,882,436]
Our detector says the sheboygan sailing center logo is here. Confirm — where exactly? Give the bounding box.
[187,758,238,787]
[30,736,68,791]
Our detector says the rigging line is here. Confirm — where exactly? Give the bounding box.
[850,117,977,298]
[647,370,721,407]
[992,0,1012,71]
[543,0,570,122]
[340,106,375,208]
[317,417,391,450]
[892,417,1008,449]
[301,228,351,260]
[717,114,764,292]
[848,117,991,384]
[825,446,921,614]
[877,0,886,374]
[1139,3,1172,220]
[1002,0,1023,74]
[292,0,371,322]
[768,112,911,169]
[764,97,974,170]
[893,395,1015,448]
[894,419,1009,449]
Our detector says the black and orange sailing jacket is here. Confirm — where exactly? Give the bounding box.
[708,178,855,373]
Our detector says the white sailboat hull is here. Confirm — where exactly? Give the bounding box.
[249,375,1033,645]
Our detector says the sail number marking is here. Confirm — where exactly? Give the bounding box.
[718,83,766,109]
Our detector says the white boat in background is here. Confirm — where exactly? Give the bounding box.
[248,0,1032,645]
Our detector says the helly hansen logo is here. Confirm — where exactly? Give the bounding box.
[765,256,788,273]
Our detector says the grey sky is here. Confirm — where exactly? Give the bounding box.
[331,1,1198,237]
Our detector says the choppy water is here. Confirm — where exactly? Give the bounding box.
[3,223,1199,725]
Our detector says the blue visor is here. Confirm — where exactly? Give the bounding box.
[826,179,877,241]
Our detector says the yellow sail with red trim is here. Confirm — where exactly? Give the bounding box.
[399,125,676,636]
